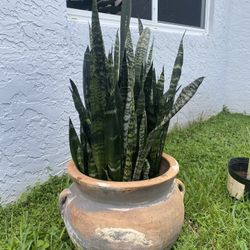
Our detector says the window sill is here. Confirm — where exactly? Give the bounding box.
[67,8,209,36]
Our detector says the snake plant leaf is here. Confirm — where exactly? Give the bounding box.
[134,28,151,102]
[154,77,205,176]
[89,0,108,179]
[165,77,205,122]
[147,67,157,132]
[153,68,164,123]
[88,146,98,178]
[69,1,205,181]
[132,125,162,180]
[77,146,84,172]
[120,0,131,66]
[166,34,184,107]
[134,111,147,177]
[89,24,93,49]
[146,41,154,76]
[122,29,135,158]
[92,0,107,93]
[143,159,150,180]
[115,83,124,159]
[156,68,165,124]
[80,125,90,175]
[140,77,205,173]
[144,64,156,133]
[104,94,122,181]
[138,18,143,35]
[148,129,165,178]
[118,51,128,107]
[106,50,114,93]
[123,106,137,181]
[144,64,153,107]
[156,84,183,159]
[136,89,146,128]
[137,77,204,179]
[114,30,120,83]
[125,29,134,63]
[83,46,91,112]
[70,79,91,143]
[69,118,84,173]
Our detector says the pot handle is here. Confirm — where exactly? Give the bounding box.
[59,188,71,214]
[176,179,185,199]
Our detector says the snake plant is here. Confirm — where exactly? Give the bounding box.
[69,0,205,181]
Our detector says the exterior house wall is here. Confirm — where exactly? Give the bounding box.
[224,0,250,114]
[0,0,247,203]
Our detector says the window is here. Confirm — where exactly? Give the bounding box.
[67,0,208,29]
[158,0,206,28]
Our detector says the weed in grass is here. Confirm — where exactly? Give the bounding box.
[0,111,249,249]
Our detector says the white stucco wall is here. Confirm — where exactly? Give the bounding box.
[224,0,250,113]
[0,0,249,203]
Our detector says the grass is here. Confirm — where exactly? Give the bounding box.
[0,111,249,249]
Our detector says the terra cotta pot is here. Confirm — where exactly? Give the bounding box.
[59,153,185,250]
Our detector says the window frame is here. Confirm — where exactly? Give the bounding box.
[67,0,212,35]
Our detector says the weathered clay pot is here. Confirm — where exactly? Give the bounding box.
[59,153,185,250]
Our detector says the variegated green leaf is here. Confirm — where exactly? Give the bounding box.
[104,94,122,181]
[89,0,107,179]
[122,29,135,159]
[80,125,88,174]
[118,51,128,107]
[134,28,151,101]
[164,77,205,122]
[114,30,120,83]
[88,146,98,178]
[146,66,157,132]
[133,111,147,180]
[70,79,91,143]
[138,18,143,35]
[153,68,164,124]
[134,76,204,179]
[165,34,185,109]
[89,24,93,49]
[146,41,154,76]
[120,0,131,66]
[125,29,134,63]
[106,50,114,92]
[123,106,137,181]
[92,0,107,93]
[136,77,205,178]
[69,119,84,173]
[83,46,91,112]
[142,159,150,180]
[136,88,146,131]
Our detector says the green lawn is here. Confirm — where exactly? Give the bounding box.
[0,111,249,250]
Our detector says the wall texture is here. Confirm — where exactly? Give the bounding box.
[0,0,249,203]
[224,0,250,113]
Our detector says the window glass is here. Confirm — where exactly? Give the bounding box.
[131,0,152,20]
[67,0,152,20]
[158,0,206,28]
[67,0,206,29]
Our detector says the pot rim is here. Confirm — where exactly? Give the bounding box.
[67,153,179,191]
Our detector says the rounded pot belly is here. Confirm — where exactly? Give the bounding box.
[61,182,184,250]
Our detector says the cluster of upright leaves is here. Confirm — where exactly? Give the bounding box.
[69,0,205,181]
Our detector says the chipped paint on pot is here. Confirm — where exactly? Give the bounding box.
[95,227,153,247]
[59,153,185,250]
